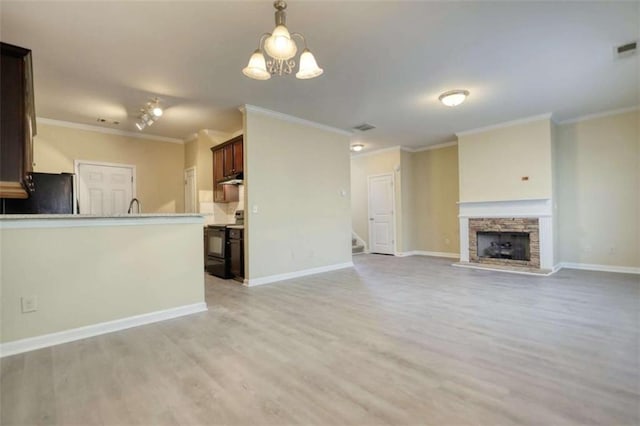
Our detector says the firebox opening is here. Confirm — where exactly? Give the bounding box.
[477,231,530,261]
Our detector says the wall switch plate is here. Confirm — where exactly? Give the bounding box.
[252,205,258,214]
[21,296,38,313]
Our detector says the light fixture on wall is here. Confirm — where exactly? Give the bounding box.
[439,90,469,107]
[350,143,365,152]
[135,98,163,131]
[243,0,323,80]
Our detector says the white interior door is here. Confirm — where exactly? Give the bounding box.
[184,167,197,213]
[77,162,135,215]
[368,173,395,254]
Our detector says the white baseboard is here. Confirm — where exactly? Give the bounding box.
[559,262,640,275]
[0,302,208,358]
[395,250,460,259]
[246,262,354,287]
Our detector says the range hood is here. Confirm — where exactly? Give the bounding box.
[219,172,243,185]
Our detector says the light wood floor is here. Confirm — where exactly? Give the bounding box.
[2,255,639,425]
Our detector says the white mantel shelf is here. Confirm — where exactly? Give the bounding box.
[0,213,204,229]
[457,198,551,204]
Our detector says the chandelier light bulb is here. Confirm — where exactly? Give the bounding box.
[439,90,470,107]
[296,49,323,79]
[135,122,145,131]
[152,106,163,117]
[264,25,297,60]
[243,50,271,80]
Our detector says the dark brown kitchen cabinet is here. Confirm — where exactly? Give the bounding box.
[229,228,244,282]
[211,135,243,203]
[222,136,243,178]
[213,148,238,203]
[1,42,36,199]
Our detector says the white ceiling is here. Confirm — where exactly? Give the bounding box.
[2,1,638,151]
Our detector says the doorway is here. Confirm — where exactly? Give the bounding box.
[75,160,135,215]
[367,173,396,255]
[184,166,197,213]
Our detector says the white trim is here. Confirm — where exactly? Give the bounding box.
[407,140,458,152]
[245,262,354,287]
[351,145,401,158]
[368,172,397,255]
[452,262,555,276]
[396,250,459,259]
[37,117,184,144]
[556,106,639,124]
[559,262,640,275]
[204,129,234,138]
[241,104,352,136]
[455,113,552,137]
[0,302,207,358]
[0,214,204,229]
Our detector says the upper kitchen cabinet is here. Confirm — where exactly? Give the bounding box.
[222,136,243,178]
[211,135,243,203]
[1,42,36,199]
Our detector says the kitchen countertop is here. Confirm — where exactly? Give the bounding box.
[227,225,244,229]
[0,213,204,229]
[0,213,203,219]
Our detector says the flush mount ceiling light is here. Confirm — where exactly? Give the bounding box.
[243,0,323,80]
[350,143,365,152]
[439,90,470,107]
[135,98,163,131]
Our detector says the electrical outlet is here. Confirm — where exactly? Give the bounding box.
[21,296,38,313]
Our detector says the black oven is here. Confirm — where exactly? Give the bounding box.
[206,225,231,278]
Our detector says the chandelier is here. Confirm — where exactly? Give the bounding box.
[243,0,323,80]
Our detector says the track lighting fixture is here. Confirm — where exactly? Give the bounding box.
[135,98,163,131]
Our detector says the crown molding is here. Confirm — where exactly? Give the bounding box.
[405,140,458,152]
[455,113,553,138]
[350,145,402,158]
[241,104,353,137]
[36,117,185,144]
[556,105,639,125]
[184,133,198,143]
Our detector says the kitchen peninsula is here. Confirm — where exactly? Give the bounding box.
[0,213,206,356]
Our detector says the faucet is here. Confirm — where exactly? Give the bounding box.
[127,198,142,214]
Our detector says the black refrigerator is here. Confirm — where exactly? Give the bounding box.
[2,172,75,214]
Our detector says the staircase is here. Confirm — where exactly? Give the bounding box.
[352,235,365,255]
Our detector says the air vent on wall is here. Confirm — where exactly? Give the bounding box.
[616,41,637,58]
[352,123,376,132]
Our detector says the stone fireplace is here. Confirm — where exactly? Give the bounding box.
[469,218,540,268]
[457,199,554,273]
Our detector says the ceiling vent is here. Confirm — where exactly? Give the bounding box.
[352,123,376,132]
[616,41,637,58]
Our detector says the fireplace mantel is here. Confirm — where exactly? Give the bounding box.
[457,198,555,272]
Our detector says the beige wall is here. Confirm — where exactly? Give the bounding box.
[34,123,185,213]
[410,145,460,254]
[350,148,402,251]
[400,150,414,252]
[556,110,639,267]
[1,221,204,343]
[244,109,352,280]
[458,118,553,202]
